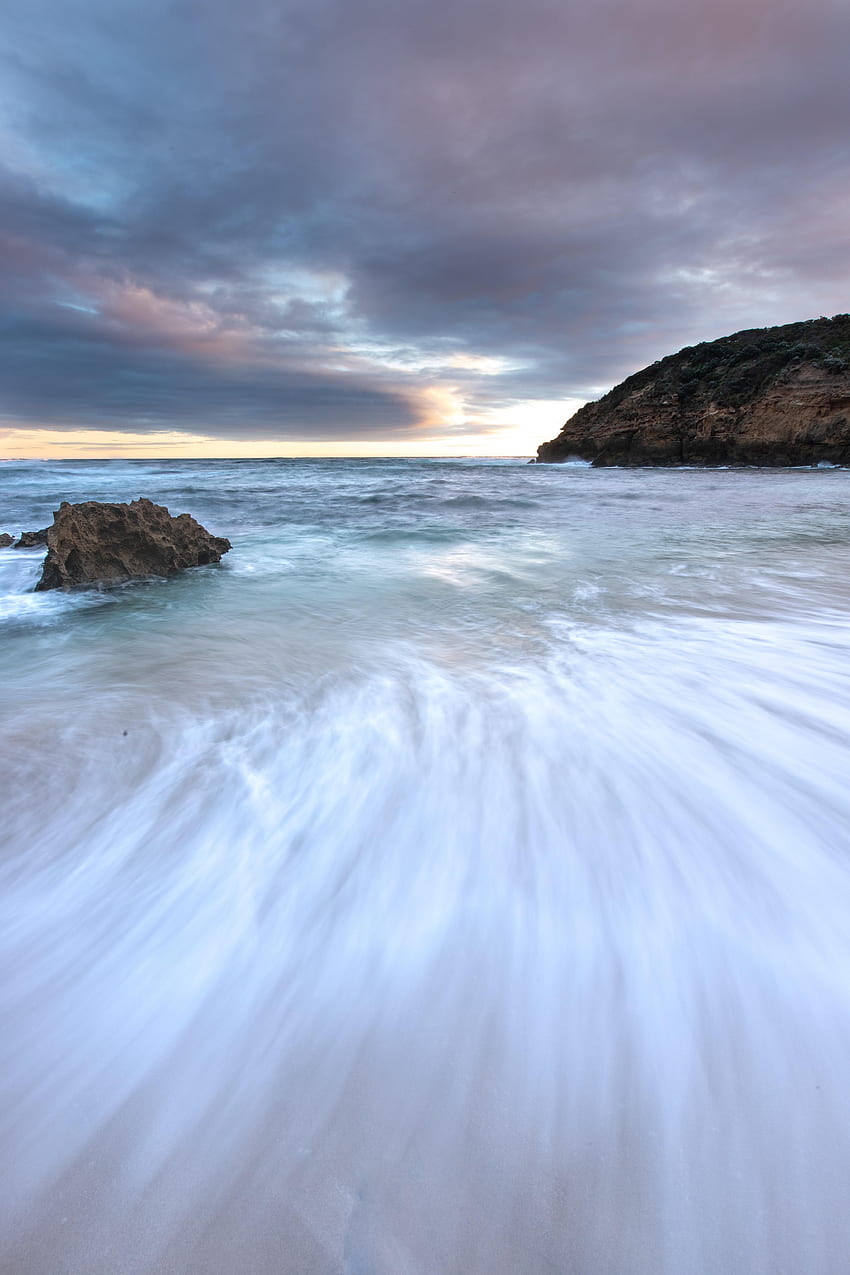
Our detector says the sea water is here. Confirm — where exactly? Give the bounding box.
[2,458,850,1274]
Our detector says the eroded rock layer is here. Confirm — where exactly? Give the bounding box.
[537,315,850,466]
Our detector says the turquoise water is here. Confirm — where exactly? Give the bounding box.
[3,459,850,1273]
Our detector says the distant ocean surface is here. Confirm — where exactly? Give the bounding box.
[3,457,850,1274]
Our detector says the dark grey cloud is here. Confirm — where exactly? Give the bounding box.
[1,0,850,445]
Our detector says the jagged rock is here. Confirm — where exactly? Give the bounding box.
[15,527,49,547]
[0,533,13,548]
[537,315,850,466]
[35,498,231,591]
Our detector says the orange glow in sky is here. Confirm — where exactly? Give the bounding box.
[1,400,583,461]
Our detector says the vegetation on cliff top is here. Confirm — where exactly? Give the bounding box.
[600,314,850,414]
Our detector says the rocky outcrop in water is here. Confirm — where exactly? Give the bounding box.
[15,527,49,547]
[537,315,850,466]
[35,498,231,591]
[0,533,13,548]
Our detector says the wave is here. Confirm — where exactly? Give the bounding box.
[3,608,850,1272]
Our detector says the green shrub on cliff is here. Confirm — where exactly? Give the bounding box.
[598,315,850,416]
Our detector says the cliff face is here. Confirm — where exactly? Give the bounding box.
[537,316,850,465]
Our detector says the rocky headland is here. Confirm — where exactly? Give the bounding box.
[537,315,850,466]
[35,497,231,591]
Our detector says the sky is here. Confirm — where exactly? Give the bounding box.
[1,0,849,458]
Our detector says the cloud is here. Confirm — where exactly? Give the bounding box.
[1,0,850,448]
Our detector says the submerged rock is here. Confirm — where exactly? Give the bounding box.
[15,527,49,547]
[35,498,231,591]
[0,533,13,548]
[537,314,850,466]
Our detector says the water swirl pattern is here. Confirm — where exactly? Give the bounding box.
[2,457,850,1274]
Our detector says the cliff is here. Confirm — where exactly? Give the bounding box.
[537,316,850,466]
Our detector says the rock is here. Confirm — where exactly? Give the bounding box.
[15,527,49,547]
[537,314,850,466]
[0,533,13,548]
[35,498,231,591]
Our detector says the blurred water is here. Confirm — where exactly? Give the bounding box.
[2,459,850,1273]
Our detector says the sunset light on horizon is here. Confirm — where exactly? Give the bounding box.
[0,398,585,460]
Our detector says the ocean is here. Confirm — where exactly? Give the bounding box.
[2,457,850,1274]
